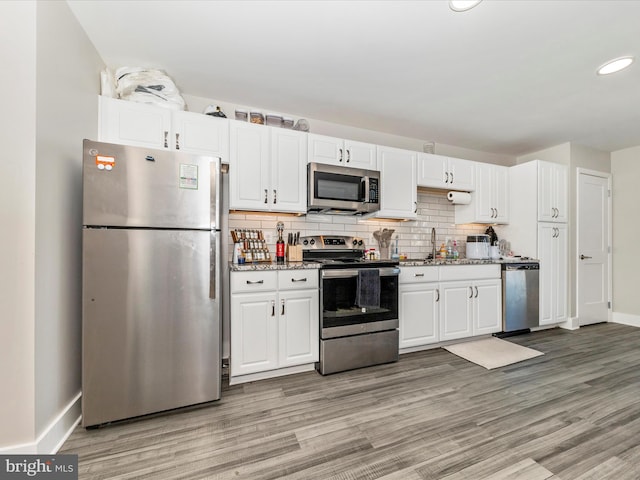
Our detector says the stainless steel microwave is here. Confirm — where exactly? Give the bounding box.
[307,162,380,215]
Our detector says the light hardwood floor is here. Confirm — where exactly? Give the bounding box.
[60,323,640,479]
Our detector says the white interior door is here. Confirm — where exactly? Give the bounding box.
[577,170,611,326]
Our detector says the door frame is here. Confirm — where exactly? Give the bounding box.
[576,167,612,324]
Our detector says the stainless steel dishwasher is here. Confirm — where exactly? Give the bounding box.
[501,262,540,333]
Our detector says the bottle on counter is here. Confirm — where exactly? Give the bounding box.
[439,243,447,259]
[453,240,459,260]
[446,239,453,259]
[276,222,285,264]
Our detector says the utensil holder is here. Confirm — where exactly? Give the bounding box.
[379,246,390,260]
[287,245,302,262]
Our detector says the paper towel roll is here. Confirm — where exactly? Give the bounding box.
[447,191,471,205]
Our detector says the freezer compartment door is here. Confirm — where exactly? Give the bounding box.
[83,140,220,229]
[82,228,221,427]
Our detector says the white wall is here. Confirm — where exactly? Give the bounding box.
[517,142,570,165]
[0,0,104,453]
[611,146,640,316]
[0,0,37,449]
[33,0,103,445]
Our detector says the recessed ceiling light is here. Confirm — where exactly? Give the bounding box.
[597,56,634,75]
[449,0,483,12]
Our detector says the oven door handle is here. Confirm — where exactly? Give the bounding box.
[321,267,400,279]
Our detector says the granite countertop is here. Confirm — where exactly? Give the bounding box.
[399,257,539,266]
[229,261,321,272]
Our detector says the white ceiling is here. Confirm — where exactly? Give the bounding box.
[67,0,640,156]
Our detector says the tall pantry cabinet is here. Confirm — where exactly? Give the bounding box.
[499,160,569,326]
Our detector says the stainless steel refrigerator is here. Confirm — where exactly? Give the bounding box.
[81,140,221,427]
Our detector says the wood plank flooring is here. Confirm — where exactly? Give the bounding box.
[60,323,640,479]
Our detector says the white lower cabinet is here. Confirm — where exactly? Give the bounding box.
[230,269,318,383]
[399,265,501,350]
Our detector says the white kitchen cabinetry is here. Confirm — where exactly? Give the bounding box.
[98,96,229,159]
[538,224,568,325]
[229,120,307,213]
[498,159,569,327]
[374,146,417,220]
[439,265,501,341]
[398,266,440,350]
[399,264,500,350]
[455,163,509,224]
[538,161,569,223]
[230,269,318,383]
[416,153,475,192]
[307,134,377,169]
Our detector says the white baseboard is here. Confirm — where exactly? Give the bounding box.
[559,317,580,330]
[0,392,81,455]
[611,312,640,328]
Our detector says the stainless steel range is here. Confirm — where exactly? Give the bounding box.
[301,235,400,375]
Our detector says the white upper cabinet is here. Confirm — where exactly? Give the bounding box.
[417,153,475,192]
[98,96,229,160]
[307,134,377,170]
[538,161,568,223]
[374,146,417,220]
[229,120,306,213]
[455,163,509,224]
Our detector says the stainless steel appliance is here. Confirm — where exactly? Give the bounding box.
[501,261,540,333]
[302,235,399,374]
[307,162,380,215]
[81,140,222,427]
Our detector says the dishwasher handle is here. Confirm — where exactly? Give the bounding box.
[504,264,539,271]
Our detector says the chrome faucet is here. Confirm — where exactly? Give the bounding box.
[431,228,437,260]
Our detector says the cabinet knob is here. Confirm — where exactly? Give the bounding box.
[469,286,474,298]
[450,172,454,184]
[271,300,275,316]
[281,299,285,315]
[175,132,180,150]
[339,148,343,162]
[163,131,168,148]
[436,288,440,302]
[264,189,268,204]
[273,189,277,204]
[474,286,479,298]
[346,149,351,163]
[445,172,449,183]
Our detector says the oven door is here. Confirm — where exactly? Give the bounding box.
[320,267,399,339]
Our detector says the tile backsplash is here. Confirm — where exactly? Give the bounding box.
[227,188,487,261]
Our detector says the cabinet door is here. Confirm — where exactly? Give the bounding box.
[344,139,377,169]
[537,224,554,325]
[553,164,569,223]
[376,146,417,219]
[399,283,439,349]
[416,153,447,188]
[307,134,343,165]
[230,292,278,376]
[172,111,229,159]
[278,289,319,367]
[270,128,307,213]
[229,120,270,210]
[473,280,502,335]
[553,224,568,323]
[538,161,556,222]
[439,282,473,341]
[493,165,509,223]
[474,163,495,222]
[99,96,171,149]
[448,157,475,192]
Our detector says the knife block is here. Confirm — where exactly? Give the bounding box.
[286,245,302,262]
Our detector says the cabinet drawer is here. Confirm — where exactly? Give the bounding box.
[230,271,277,293]
[278,269,319,290]
[439,264,500,281]
[399,266,439,284]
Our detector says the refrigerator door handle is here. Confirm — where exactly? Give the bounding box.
[209,231,218,300]
[210,157,221,229]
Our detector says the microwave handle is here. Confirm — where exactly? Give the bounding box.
[362,176,370,203]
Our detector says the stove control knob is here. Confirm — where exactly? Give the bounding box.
[358,240,363,246]
[303,239,309,245]
[352,240,358,246]
[310,239,315,245]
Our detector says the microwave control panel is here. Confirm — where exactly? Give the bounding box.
[368,178,379,204]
